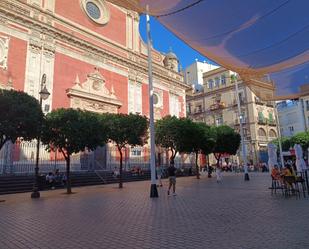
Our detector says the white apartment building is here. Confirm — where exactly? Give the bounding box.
[184,60,219,87]
[277,100,307,137]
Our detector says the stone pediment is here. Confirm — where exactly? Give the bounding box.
[66,68,122,113]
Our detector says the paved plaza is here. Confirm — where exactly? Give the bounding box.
[0,173,308,249]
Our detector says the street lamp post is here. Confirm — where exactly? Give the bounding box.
[235,78,250,181]
[31,74,50,199]
[146,7,158,198]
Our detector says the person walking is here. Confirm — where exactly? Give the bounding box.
[216,166,222,183]
[156,164,163,187]
[167,162,177,196]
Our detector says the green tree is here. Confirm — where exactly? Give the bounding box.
[41,108,108,194]
[290,132,309,151]
[178,121,215,179]
[271,137,292,151]
[102,113,148,188]
[155,116,184,165]
[0,89,43,150]
[200,124,216,166]
[212,125,241,167]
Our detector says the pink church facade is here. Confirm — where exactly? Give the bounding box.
[0,0,189,171]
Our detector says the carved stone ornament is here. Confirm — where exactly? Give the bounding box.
[154,107,162,120]
[66,67,122,114]
[0,36,9,70]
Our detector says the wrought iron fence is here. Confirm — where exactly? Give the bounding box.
[0,141,196,175]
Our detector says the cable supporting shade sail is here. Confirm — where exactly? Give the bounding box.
[109,0,309,100]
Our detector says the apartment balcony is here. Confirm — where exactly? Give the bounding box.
[257,118,267,125]
[209,102,225,111]
[268,120,277,126]
[232,99,245,106]
[257,118,277,126]
[234,117,247,125]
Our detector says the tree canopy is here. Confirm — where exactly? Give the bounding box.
[155,116,186,164]
[290,132,309,151]
[212,125,241,165]
[271,137,292,151]
[102,113,148,188]
[102,113,148,149]
[177,120,215,178]
[42,108,108,193]
[271,131,309,152]
[0,89,43,149]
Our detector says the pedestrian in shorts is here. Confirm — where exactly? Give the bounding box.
[167,162,177,196]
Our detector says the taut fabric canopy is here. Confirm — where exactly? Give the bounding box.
[109,0,309,100]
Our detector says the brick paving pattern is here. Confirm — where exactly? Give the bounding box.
[0,173,308,249]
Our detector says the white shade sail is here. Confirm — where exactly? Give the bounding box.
[109,0,309,100]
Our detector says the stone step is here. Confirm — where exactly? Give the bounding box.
[0,171,152,195]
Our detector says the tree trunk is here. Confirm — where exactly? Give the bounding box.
[65,155,72,194]
[195,151,200,179]
[0,138,7,152]
[118,147,123,189]
[216,154,221,168]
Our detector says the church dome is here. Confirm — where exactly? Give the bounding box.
[164,52,178,60]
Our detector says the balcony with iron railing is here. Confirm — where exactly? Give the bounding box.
[234,117,247,125]
[209,101,225,111]
[268,119,276,126]
[257,117,277,126]
[232,98,245,106]
[257,117,267,125]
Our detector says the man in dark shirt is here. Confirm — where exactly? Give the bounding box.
[167,162,177,196]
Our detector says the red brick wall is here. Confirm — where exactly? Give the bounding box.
[0,35,27,91]
[55,0,126,46]
[53,52,128,113]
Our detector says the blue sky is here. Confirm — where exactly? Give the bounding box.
[139,15,213,70]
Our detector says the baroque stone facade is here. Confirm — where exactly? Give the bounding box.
[0,0,187,116]
[0,0,188,165]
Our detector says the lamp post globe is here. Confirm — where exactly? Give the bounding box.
[39,85,50,100]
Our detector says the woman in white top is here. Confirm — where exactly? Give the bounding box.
[216,166,222,183]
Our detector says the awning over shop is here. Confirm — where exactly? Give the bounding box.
[109,0,309,100]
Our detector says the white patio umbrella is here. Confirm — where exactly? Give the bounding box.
[267,143,277,171]
[294,144,307,173]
